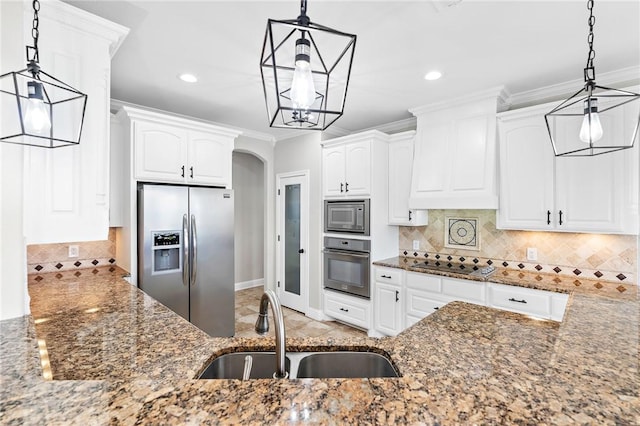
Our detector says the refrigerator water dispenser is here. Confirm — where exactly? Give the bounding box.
[152,231,181,274]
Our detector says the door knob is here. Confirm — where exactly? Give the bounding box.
[298,248,305,254]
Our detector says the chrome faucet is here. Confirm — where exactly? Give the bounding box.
[254,290,288,378]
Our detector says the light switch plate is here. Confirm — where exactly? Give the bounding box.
[68,245,79,258]
[412,240,420,250]
[526,247,537,261]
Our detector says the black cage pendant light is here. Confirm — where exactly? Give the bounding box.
[544,0,640,157]
[260,0,356,130]
[0,0,88,148]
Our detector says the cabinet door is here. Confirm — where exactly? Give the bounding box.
[388,139,414,225]
[497,114,555,230]
[374,282,402,336]
[134,121,187,183]
[187,131,232,187]
[322,146,346,197]
[405,288,445,321]
[344,141,371,196]
[554,108,626,233]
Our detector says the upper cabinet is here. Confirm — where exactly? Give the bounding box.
[388,131,427,226]
[23,1,128,244]
[408,89,506,210]
[497,98,639,235]
[323,139,371,197]
[120,106,241,188]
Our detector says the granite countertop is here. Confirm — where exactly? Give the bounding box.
[1,265,638,424]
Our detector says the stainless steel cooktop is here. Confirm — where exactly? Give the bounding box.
[411,261,496,277]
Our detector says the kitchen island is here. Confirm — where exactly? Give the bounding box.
[1,266,638,424]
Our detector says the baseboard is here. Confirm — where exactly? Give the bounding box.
[235,278,264,292]
[306,307,331,321]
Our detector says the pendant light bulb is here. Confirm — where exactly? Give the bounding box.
[290,37,316,110]
[24,80,51,135]
[579,98,603,143]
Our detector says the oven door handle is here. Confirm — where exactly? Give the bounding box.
[322,249,370,258]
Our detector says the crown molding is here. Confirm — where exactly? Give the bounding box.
[409,86,509,116]
[507,66,640,108]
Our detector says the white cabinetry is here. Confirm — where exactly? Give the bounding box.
[373,267,403,336]
[388,131,427,226]
[497,101,638,234]
[373,267,569,336]
[22,2,128,244]
[408,89,506,209]
[129,109,238,187]
[322,139,371,197]
[324,290,371,330]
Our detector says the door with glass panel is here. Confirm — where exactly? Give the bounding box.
[276,172,309,313]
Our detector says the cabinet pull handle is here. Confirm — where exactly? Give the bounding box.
[340,183,344,193]
[408,210,412,221]
[181,165,185,178]
[434,307,439,310]
[190,166,194,178]
[395,290,399,302]
[339,307,349,312]
[559,210,563,226]
[508,298,527,304]
[345,182,349,192]
[547,210,551,225]
[381,275,391,279]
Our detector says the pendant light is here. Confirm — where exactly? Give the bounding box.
[260,0,357,130]
[544,0,640,157]
[0,0,88,148]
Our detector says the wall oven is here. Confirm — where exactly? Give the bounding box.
[324,199,370,235]
[323,236,371,299]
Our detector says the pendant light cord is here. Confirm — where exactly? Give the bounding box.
[27,0,41,77]
[584,0,596,84]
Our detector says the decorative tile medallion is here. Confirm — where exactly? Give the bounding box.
[444,216,479,250]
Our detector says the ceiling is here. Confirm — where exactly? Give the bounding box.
[62,0,640,140]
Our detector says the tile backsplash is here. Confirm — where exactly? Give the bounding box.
[27,228,116,274]
[400,210,637,284]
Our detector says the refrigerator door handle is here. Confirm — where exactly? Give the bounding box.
[182,214,189,287]
[191,214,197,286]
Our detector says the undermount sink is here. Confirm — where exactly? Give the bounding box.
[198,351,399,380]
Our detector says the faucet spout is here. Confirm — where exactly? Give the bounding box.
[254,290,287,379]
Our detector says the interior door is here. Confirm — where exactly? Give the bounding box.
[276,172,309,313]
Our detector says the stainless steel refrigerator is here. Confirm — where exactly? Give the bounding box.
[137,183,234,337]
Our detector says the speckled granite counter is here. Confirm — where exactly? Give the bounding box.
[1,265,638,424]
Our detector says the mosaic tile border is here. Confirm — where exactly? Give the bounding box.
[398,250,636,285]
[28,258,116,275]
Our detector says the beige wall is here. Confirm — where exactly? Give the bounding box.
[275,133,323,310]
[232,151,265,284]
[400,209,637,284]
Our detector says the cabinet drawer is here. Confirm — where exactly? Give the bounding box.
[442,278,485,304]
[488,283,552,319]
[324,291,370,329]
[406,272,441,292]
[375,267,402,285]
[406,288,445,319]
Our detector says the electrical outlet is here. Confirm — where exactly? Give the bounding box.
[68,245,79,258]
[412,240,420,250]
[526,247,537,261]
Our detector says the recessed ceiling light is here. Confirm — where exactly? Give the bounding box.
[424,70,443,81]
[178,73,198,83]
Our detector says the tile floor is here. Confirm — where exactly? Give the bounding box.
[234,286,366,339]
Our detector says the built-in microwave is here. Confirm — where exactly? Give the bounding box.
[324,199,370,235]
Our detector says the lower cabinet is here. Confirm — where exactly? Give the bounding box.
[373,266,570,336]
[373,282,403,336]
[324,290,371,330]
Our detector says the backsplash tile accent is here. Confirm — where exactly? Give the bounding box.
[400,210,637,284]
[27,228,116,274]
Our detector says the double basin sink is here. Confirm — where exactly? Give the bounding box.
[199,351,399,380]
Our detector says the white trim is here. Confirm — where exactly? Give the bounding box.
[305,307,330,322]
[507,66,640,108]
[235,278,264,292]
[409,86,510,116]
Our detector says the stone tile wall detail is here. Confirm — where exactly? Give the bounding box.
[27,228,116,274]
[400,210,637,284]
